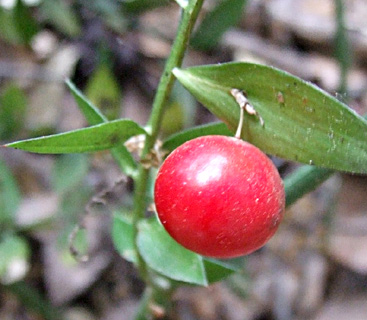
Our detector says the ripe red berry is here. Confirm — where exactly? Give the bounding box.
[154,135,285,259]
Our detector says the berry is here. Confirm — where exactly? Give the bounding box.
[154,135,285,259]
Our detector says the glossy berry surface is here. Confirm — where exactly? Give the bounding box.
[154,135,285,259]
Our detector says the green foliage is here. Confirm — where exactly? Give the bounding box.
[0,84,27,140]
[67,80,138,177]
[66,80,107,125]
[163,122,232,152]
[5,119,147,154]
[112,214,137,263]
[85,64,122,121]
[137,217,208,285]
[113,214,237,285]
[173,63,367,174]
[191,0,247,51]
[284,165,334,207]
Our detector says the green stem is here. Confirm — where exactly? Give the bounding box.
[284,165,334,207]
[144,0,205,148]
[132,1,205,318]
[334,0,351,95]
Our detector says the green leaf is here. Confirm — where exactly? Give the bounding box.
[110,146,138,178]
[173,63,367,174]
[85,64,122,121]
[0,83,27,139]
[67,80,137,176]
[40,0,81,37]
[5,119,147,154]
[203,257,241,283]
[66,79,107,125]
[191,0,247,51]
[112,214,137,263]
[66,80,138,177]
[163,122,232,152]
[137,218,207,286]
[13,0,39,45]
[0,158,21,227]
[51,154,89,193]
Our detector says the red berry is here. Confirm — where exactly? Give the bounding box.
[154,135,285,259]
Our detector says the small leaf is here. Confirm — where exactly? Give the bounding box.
[203,257,242,283]
[0,158,21,227]
[67,80,138,176]
[173,63,367,174]
[5,119,147,154]
[163,122,232,152]
[66,79,107,125]
[112,214,137,263]
[191,0,247,51]
[137,218,207,286]
[110,146,138,178]
[85,64,122,121]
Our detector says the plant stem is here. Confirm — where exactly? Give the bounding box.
[284,165,334,207]
[334,0,351,95]
[132,0,205,318]
[144,0,205,148]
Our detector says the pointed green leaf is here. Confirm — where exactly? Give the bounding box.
[191,0,247,51]
[112,214,137,263]
[173,63,367,174]
[203,257,242,283]
[137,218,207,286]
[5,119,147,154]
[66,79,107,125]
[66,80,138,177]
[163,122,232,152]
[85,64,122,121]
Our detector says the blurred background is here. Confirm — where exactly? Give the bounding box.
[0,0,367,319]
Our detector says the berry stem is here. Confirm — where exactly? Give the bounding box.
[235,103,245,139]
